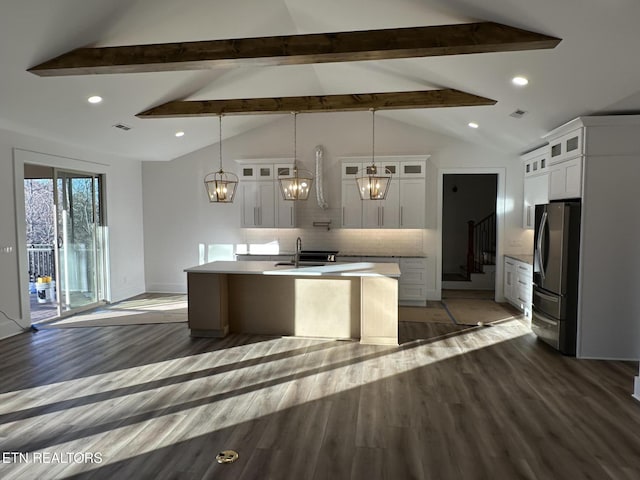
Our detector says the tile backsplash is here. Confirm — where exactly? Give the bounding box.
[240,228,425,256]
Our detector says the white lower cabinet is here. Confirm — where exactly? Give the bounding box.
[338,255,427,305]
[398,257,428,305]
[504,258,515,302]
[503,256,532,317]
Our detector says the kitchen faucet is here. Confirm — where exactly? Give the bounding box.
[295,237,302,267]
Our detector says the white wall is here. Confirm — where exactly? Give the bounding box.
[142,112,525,300]
[0,128,146,339]
[578,154,640,360]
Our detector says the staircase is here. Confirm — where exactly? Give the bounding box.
[442,212,496,290]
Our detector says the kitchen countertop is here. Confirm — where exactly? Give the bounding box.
[185,260,401,278]
[336,253,426,258]
[235,252,426,258]
[505,254,534,265]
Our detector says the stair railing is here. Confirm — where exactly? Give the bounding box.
[466,212,496,280]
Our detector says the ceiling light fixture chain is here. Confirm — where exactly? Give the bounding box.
[293,111,297,168]
[371,108,376,168]
[278,112,314,201]
[355,108,392,201]
[219,113,223,171]
[203,114,239,203]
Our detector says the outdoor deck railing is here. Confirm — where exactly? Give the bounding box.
[27,244,56,281]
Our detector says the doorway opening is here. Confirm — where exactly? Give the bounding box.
[24,164,108,323]
[441,173,498,293]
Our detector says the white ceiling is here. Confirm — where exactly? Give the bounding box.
[3,0,640,161]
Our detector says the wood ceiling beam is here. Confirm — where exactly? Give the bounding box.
[28,22,560,76]
[136,89,496,118]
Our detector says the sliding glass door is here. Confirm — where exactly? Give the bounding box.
[54,169,106,312]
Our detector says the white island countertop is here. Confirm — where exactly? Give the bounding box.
[185,260,401,278]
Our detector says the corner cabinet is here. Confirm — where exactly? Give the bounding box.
[340,156,428,229]
[237,159,296,228]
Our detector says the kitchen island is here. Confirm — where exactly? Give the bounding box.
[184,261,400,345]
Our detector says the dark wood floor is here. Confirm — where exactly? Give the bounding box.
[29,292,58,324]
[0,316,639,479]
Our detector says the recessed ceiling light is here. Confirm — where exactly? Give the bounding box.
[175,131,185,137]
[512,76,529,86]
[468,122,479,129]
[87,95,103,104]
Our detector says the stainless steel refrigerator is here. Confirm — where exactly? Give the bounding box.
[532,201,581,355]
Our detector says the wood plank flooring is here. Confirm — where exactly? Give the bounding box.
[0,309,639,479]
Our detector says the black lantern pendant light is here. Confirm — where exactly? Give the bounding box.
[278,112,314,201]
[356,109,392,200]
[204,115,239,203]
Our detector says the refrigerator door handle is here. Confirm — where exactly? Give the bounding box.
[534,289,559,303]
[536,210,548,280]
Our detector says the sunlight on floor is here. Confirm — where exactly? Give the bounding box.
[0,321,529,472]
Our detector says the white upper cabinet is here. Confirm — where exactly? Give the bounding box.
[543,124,585,200]
[548,157,583,200]
[274,163,296,228]
[548,127,583,165]
[399,160,426,178]
[239,164,275,181]
[237,159,293,228]
[362,161,400,229]
[399,178,425,228]
[362,178,400,228]
[341,180,363,228]
[521,146,550,229]
[240,181,275,228]
[341,161,362,180]
[340,156,428,229]
[522,146,549,177]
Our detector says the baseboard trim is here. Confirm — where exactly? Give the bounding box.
[146,283,187,294]
[190,327,228,338]
[360,335,398,346]
[0,321,30,341]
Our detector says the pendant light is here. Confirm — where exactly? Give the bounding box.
[356,109,392,200]
[204,115,238,203]
[278,112,314,201]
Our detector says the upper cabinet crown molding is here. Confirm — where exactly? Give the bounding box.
[28,22,561,77]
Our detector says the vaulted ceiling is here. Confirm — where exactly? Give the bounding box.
[3,0,640,161]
